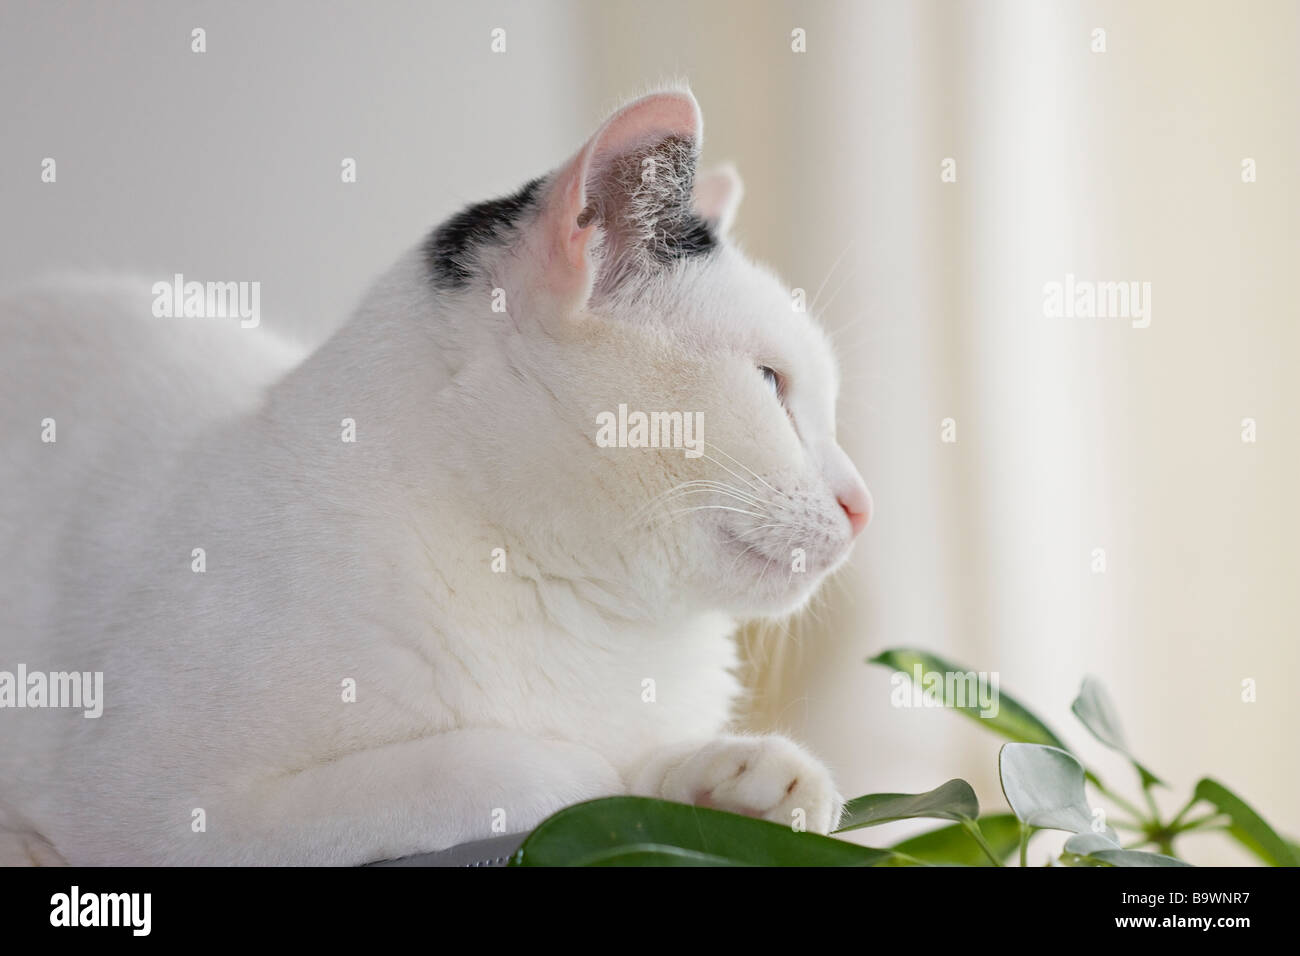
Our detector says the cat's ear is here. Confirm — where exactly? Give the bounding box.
[693,164,743,235]
[524,90,707,318]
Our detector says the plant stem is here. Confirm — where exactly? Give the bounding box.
[1166,795,1203,831]
[1019,823,1031,867]
[1140,783,1162,826]
[889,850,932,867]
[1172,812,1228,834]
[961,820,1004,867]
[1109,819,1147,833]
[1093,781,1147,823]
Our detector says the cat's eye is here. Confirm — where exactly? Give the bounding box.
[759,365,784,398]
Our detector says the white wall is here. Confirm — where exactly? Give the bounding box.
[0,0,586,343]
[582,0,1299,861]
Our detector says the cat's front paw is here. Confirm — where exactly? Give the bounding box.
[655,734,843,834]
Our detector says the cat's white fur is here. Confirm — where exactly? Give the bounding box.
[0,90,870,865]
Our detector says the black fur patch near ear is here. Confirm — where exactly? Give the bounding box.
[662,212,717,261]
[423,135,717,295]
[424,177,544,290]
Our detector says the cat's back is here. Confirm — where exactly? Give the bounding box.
[0,274,305,431]
[0,275,306,652]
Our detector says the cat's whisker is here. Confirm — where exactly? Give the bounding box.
[813,264,860,321]
[731,522,782,540]
[824,309,890,341]
[723,543,760,579]
[829,333,889,363]
[702,442,781,498]
[645,496,768,532]
[762,528,801,583]
[809,238,856,314]
[630,479,764,522]
[642,482,769,520]
[673,480,765,505]
[697,452,764,495]
[663,504,768,520]
[826,331,879,358]
[649,487,764,513]
[625,478,777,537]
[832,324,888,346]
[784,538,802,589]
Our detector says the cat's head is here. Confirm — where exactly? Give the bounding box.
[426,89,869,620]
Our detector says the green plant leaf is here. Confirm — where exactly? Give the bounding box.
[999,743,1116,839]
[1063,833,1192,867]
[1057,852,1113,867]
[888,814,1022,866]
[869,648,1068,749]
[570,843,740,866]
[511,796,902,867]
[1070,676,1163,787]
[1192,778,1299,866]
[835,778,980,832]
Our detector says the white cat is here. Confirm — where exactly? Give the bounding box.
[0,88,871,865]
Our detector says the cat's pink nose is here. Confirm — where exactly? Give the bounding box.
[838,486,872,537]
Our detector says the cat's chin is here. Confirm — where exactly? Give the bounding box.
[713,526,852,617]
[726,572,828,619]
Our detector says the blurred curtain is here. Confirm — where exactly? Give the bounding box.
[581,0,1299,860]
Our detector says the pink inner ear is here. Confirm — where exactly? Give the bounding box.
[587,91,703,172]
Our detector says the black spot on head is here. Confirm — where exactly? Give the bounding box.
[422,136,719,297]
[424,177,544,290]
[659,212,717,262]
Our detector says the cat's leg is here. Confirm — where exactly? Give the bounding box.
[630,734,844,834]
[172,728,621,865]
